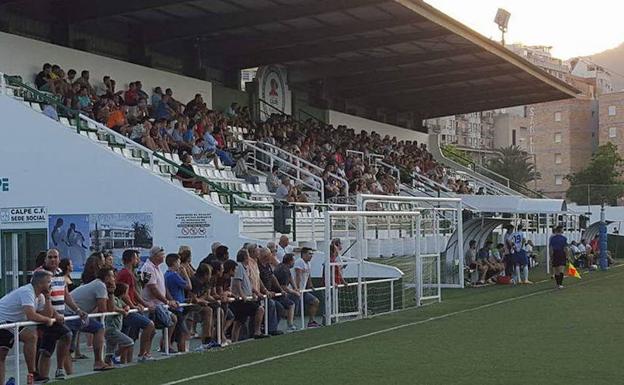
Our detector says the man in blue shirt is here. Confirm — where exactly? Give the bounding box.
[549,226,568,289]
[164,253,192,352]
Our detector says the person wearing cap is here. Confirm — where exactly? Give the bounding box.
[294,247,320,328]
[140,246,179,350]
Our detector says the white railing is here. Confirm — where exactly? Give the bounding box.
[248,140,350,197]
[1,276,400,384]
[242,140,326,202]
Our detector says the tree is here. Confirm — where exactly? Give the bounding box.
[487,146,539,189]
[132,222,153,248]
[566,143,624,205]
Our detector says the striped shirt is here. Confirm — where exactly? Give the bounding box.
[35,266,65,312]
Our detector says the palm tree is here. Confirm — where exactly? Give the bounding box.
[132,222,153,248]
[487,146,540,189]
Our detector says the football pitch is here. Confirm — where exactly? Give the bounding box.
[65,266,624,385]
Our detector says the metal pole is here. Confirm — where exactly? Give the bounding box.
[264,296,269,336]
[599,203,608,270]
[323,210,332,326]
[311,204,316,245]
[546,214,551,275]
[357,256,362,318]
[415,216,422,306]
[437,253,442,303]
[292,205,297,242]
[216,306,222,346]
[389,281,395,312]
[299,292,305,329]
[457,201,465,288]
[14,324,20,385]
[164,327,169,355]
[11,233,19,290]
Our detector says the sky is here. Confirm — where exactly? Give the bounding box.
[425,0,624,60]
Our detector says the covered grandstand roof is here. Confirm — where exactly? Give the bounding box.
[1,0,579,118]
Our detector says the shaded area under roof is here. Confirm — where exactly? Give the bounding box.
[1,0,579,118]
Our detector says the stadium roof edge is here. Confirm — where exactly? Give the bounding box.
[394,0,579,99]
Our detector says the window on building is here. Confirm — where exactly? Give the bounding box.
[609,106,617,116]
[555,175,563,185]
[554,112,562,122]
[554,132,562,143]
[554,153,562,164]
[512,129,517,146]
[609,127,617,138]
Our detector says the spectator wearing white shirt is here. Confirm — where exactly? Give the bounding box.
[294,247,320,328]
[276,235,291,263]
[0,271,55,384]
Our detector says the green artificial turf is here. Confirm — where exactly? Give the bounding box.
[63,265,624,385]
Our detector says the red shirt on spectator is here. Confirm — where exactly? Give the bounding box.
[215,132,225,149]
[124,89,138,106]
[116,267,138,304]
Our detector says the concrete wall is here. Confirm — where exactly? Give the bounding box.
[0,32,212,106]
[328,110,429,144]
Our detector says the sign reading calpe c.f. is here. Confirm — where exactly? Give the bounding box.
[0,206,47,224]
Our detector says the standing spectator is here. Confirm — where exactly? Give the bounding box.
[199,242,221,266]
[294,247,321,328]
[116,249,156,362]
[151,86,163,107]
[35,249,83,381]
[104,282,133,366]
[274,254,300,331]
[266,166,281,192]
[230,249,267,341]
[164,253,192,353]
[67,268,115,371]
[140,246,178,352]
[0,271,55,384]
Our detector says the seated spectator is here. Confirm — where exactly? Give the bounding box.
[275,176,291,201]
[230,249,267,341]
[74,86,93,114]
[266,166,281,193]
[164,253,192,353]
[466,240,487,285]
[276,235,292,263]
[140,246,178,354]
[104,282,133,366]
[151,86,163,107]
[185,94,204,118]
[154,94,175,120]
[35,63,53,91]
[175,153,209,194]
[124,82,139,107]
[189,263,219,350]
[73,70,96,99]
[0,271,55,384]
[116,249,156,363]
[107,105,131,136]
[67,267,115,371]
[294,247,321,328]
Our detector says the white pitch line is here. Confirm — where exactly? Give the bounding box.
[159,269,621,385]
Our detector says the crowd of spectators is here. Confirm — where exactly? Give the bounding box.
[32,63,478,201]
[0,235,328,383]
[33,63,246,171]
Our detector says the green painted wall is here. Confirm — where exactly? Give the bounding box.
[212,84,250,112]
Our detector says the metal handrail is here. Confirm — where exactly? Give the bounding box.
[247,140,350,197]
[242,140,326,202]
[258,98,289,117]
[374,158,401,192]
